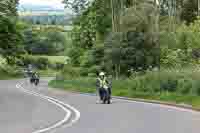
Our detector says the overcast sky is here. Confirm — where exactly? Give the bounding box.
[20,0,65,9]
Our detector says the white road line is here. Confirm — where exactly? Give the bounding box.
[16,82,81,133]
[20,88,71,133]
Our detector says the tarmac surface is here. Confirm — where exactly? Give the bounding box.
[0,79,200,133]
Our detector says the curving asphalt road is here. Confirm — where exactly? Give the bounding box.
[0,79,200,133]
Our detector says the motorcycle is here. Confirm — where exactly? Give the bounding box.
[30,74,40,86]
[101,87,111,104]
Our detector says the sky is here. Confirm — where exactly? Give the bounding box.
[20,0,65,9]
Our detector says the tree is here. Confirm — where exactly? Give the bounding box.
[45,31,66,53]
[0,0,23,64]
[198,0,200,16]
[181,0,198,25]
[63,0,90,14]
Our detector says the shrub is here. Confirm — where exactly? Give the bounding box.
[21,56,35,66]
[80,68,89,77]
[1,65,22,77]
[178,79,192,95]
[160,79,178,92]
[37,57,49,69]
[20,55,50,70]
[88,65,102,75]
[60,65,80,79]
[55,62,64,70]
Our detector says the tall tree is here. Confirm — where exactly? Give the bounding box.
[63,0,90,14]
[198,0,200,16]
[0,0,22,64]
[181,0,198,25]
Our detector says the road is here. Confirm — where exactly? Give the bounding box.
[0,79,200,133]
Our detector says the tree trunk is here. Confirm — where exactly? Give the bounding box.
[154,0,160,69]
[168,0,176,32]
[111,0,123,79]
[198,0,200,16]
[111,0,115,32]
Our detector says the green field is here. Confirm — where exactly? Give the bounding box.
[33,55,69,64]
[23,55,69,64]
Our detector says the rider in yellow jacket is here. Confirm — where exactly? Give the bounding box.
[96,72,111,103]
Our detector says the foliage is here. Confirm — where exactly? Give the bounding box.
[68,47,84,66]
[20,55,49,70]
[0,0,23,65]
[0,64,22,79]
[104,31,159,76]
[68,0,111,54]
[23,28,66,55]
[57,65,80,80]
[37,57,49,69]
[180,0,198,25]
[63,0,90,14]
[20,14,71,25]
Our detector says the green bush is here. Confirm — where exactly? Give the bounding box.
[37,57,49,69]
[21,55,34,66]
[80,68,89,77]
[59,65,80,79]
[49,62,64,70]
[178,78,192,95]
[87,65,102,75]
[20,55,50,70]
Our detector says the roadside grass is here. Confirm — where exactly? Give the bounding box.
[38,69,59,77]
[49,67,200,109]
[0,68,22,80]
[49,79,200,108]
[0,56,22,80]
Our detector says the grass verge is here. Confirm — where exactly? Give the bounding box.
[49,78,200,109]
[0,69,22,80]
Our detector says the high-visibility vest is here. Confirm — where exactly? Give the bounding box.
[98,77,108,89]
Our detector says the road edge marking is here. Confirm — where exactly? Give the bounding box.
[61,90,200,114]
[16,82,80,132]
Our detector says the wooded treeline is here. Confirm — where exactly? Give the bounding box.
[63,0,200,78]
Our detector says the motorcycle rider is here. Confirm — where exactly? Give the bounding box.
[96,72,110,103]
[30,71,39,85]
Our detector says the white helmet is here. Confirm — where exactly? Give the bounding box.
[99,72,105,76]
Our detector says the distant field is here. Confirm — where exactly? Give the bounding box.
[31,55,69,64]
[0,55,69,65]
[32,25,73,31]
[19,11,65,16]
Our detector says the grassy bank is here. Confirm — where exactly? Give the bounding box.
[38,69,58,77]
[49,68,200,109]
[49,79,200,108]
[0,69,22,80]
